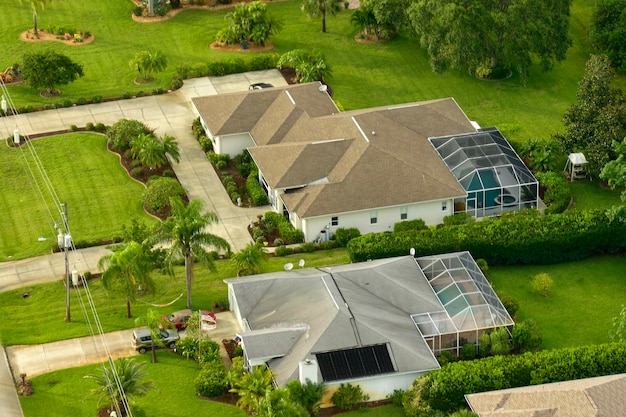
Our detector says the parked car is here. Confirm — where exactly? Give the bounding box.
[160,309,216,331]
[131,328,180,354]
[249,82,273,90]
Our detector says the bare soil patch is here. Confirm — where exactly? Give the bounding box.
[20,29,95,46]
[209,41,275,53]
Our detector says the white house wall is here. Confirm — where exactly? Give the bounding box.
[216,132,255,158]
[299,199,454,242]
[325,371,427,403]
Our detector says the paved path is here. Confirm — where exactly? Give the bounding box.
[0,70,286,416]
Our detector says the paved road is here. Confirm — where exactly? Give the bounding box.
[0,70,285,416]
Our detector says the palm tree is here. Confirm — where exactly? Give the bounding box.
[152,197,230,310]
[230,365,275,413]
[135,309,169,363]
[131,133,181,170]
[301,0,342,33]
[231,242,267,276]
[129,50,168,83]
[19,0,48,36]
[350,6,378,39]
[97,241,156,318]
[256,388,309,417]
[84,357,156,417]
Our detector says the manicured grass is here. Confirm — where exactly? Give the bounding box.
[0,249,350,346]
[0,0,618,145]
[20,352,245,417]
[489,255,626,350]
[569,180,625,211]
[0,133,156,261]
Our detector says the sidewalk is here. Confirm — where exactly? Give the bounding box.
[0,70,285,416]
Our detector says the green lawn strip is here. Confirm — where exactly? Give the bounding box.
[0,249,350,346]
[0,133,155,261]
[568,180,624,211]
[489,255,626,350]
[1,0,619,146]
[19,352,245,417]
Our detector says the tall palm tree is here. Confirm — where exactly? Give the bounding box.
[301,0,342,33]
[135,309,169,363]
[19,0,48,36]
[97,241,156,318]
[152,197,230,310]
[84,357,156,417]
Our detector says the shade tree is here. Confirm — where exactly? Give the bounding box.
[408,0,572,81]
[216,1,282,46]
[590,0,626,72]
[21,51,84,96]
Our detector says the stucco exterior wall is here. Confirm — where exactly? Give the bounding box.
[215,132,254,157]
[323,371,427,404]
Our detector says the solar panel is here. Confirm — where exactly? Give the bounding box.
[316,344,395,382]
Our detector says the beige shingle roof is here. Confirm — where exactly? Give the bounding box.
[466,374,626,417]
[194,83,477,218]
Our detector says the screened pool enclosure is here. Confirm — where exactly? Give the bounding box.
[412,252,514,356]
[430,128,538,218]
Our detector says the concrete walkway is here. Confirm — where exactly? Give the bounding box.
[0,70,287,416]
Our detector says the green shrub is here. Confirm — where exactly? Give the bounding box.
[331,383,369,411]
[535,171,571,214]
[234,150,254,178]
[195,361,228,398]
[133,5,143,16]
[175,337,199,360]
[334,227,361,247]
[76,97,87,105]
[106,119,154,152]
[531,272,554,297]
[208,152,230,166]
[417,342,626,413]
[300,242,316,253]
[443,212,475,226]
[92,95,102,103]
[198,340,221,365]
[94,122,106,132]
[273,238,284,246]
[498,293,519,317]
[274,245,293,257]
[142,177,185,217]
[246,171,268,206]
[437,350,457,366]
[252,228,266,241]
[70,124,79,132]
[318,241,335,250]
[386,389,405,408]
[85,122,95,131]
[215,160,227,170]
[347,208,626,265]
[461,343,476,360]
[286,379,327,416]
[512,320,543,353]
[394,219,428,232]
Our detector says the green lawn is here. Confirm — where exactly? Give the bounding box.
[569,180,625,211]
[20,352,245,417]
[0,249,350,346]
[0,133,156,262]
[0,0,616,145]
[489,255,626,350]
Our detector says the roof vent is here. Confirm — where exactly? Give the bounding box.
[319,84,328,92]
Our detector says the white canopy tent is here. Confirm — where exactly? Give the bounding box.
[564,153,587,182]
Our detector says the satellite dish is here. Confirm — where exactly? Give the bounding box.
[319,84,328,92]
[284,263,293,271]
[299,259,305,268]
[409,247,416,256]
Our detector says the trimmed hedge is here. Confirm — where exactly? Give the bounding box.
[264,211,304,243]
[416,342,626,413]
[175,53,279,79]
[347,208,626,265]
[194,360,228,398]
[535,171,571,214]
[246,170,268,206]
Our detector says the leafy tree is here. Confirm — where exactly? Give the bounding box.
[151,197,230,310]
[590,0,626,72]
[216,1,282,46]
[18,0,49,36]
[129,50,168,83]
[142,177,186,218]
[408,0,572,81]
[21,51,84,96]
[609,305,626,342]
[360,0,409,39]
[600,138,626,201]
[256,388,309,417]
[231,242,267,275]
[511,319,543,353]
[135,309,169,363]
[230,365,275,412]
[553,54,626,177]
[278,49,332,83]
[106,119,154,153]
[97,241,156,318]
[195,360,228,398]
[301,0,342,33]
[84,357,156,417]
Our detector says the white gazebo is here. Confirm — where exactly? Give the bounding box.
[564,153,587,182]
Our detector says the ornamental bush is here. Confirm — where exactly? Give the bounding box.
[246,171,268,206]
[331,383,369,411]
[394,218,428,232]
[535,171,570,214]
[106,119,154,152]
[531,272,554,297]
[415,342,626,413]
[142,177,185,217]
[195,360,228,398]
[334,227,361,247]
[347,208,626,265]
